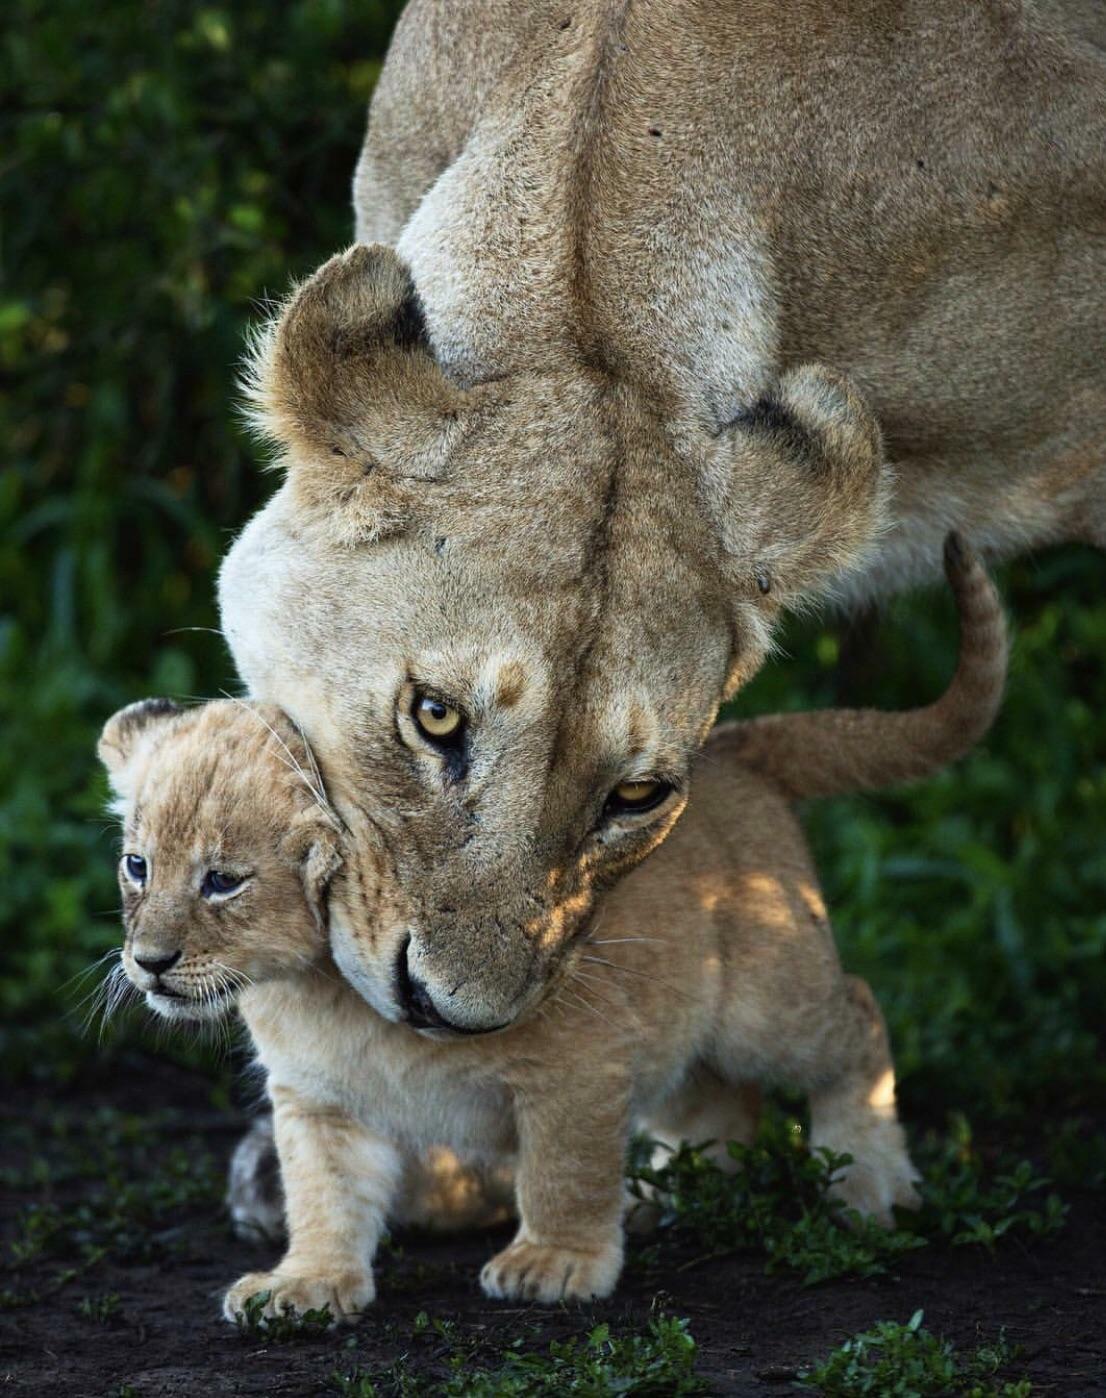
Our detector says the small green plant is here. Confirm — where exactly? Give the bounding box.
[232,1288,335,1342]
[451,1317,706,1397]
[629,1114,924,1284]
[3,1108,222,1279]
[629,1108,1067,1285]
[77,1289,122,1324]
[911,1115,1067,1247]
[331,1313,707,1397]
[799,1309,1031,1396]
[1043,1115,1106,1191]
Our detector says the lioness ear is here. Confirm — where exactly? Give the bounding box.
[704,364,890,606]
[245,243,466,544]
[98,698,183,799]
[281,811,343,931]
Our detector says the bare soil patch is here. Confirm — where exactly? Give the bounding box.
[1,1064,1103,1397]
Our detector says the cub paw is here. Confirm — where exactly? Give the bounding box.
[222,1266,374,1325]
[480,1238,622,1304]
[830,1156,922,1228]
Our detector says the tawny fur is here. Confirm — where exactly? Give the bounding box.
[108,540,1004,1317]
[219,0,1103,1030]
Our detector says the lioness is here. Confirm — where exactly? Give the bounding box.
[108,537,1004,1314]
[219,0,1104,1033]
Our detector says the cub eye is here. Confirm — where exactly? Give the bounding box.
[605,779,673,818]
[202,870,244,899]
[123,854,147,885]
[412,692,463,744]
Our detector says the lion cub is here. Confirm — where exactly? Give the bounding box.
[101,535,1005,1321]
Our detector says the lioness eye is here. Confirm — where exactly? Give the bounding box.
[412,692,463,743]
[202,870,244,898]
[605,779,673,817]
[123,854,147,884]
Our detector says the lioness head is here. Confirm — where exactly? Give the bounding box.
[98,698,341,1021]
[219,244,888,1034]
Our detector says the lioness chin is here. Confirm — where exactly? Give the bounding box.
[102,536,1004,1318]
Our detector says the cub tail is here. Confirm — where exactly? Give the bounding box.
[710,533,1007,800]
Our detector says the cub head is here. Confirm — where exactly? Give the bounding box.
[219,243,889,1035]
[98,698,342,1021]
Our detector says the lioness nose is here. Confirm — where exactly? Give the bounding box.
[395,938,480,1034]
[134,949,182,976]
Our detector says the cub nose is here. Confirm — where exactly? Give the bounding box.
[134,949,182,976]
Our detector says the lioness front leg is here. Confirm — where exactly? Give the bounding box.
[223,1084,401,1325]
[481,1073,629,1304]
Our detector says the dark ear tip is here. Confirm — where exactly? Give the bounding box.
[943,529,967,572]
[100,696,182,743]
[98,697,183,773]
[132,697,183,721]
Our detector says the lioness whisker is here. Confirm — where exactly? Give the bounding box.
[561,983,616,1028]
[568,969,620,1004]
[579,955,694,1000]
[586,937,664,947]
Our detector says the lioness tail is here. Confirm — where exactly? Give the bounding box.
[710,533,1006,800]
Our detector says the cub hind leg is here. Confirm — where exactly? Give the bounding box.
[807,975,920,1226]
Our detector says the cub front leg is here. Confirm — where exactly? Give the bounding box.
[481,1071,629,1304]
[223,1084,401,1325]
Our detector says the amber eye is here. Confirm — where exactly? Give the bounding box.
[412,692,463,743]
[605,779,672,817]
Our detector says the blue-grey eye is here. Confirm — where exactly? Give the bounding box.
[202,870,243,898]
[124,854,147,884]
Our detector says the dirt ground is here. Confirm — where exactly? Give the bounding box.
[2,1063,1104,1398]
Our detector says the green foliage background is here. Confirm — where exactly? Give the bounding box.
[2,0,1103,1146]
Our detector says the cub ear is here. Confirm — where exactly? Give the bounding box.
[280,810,343,931]
[705,364,890,606]
[244,243,465,545]
[98,698,183,798]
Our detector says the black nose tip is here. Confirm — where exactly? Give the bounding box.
[134,949,182,976]
[394,938,455,1031]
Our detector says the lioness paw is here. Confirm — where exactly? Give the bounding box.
[480,1238,622,1304]
[222,1266,374,1325]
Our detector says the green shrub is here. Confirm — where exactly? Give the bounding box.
[1,0,404,1076]
[331,1313,708,1397]
[629,1110,1066,1284]
[800,1310,1031,1397]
